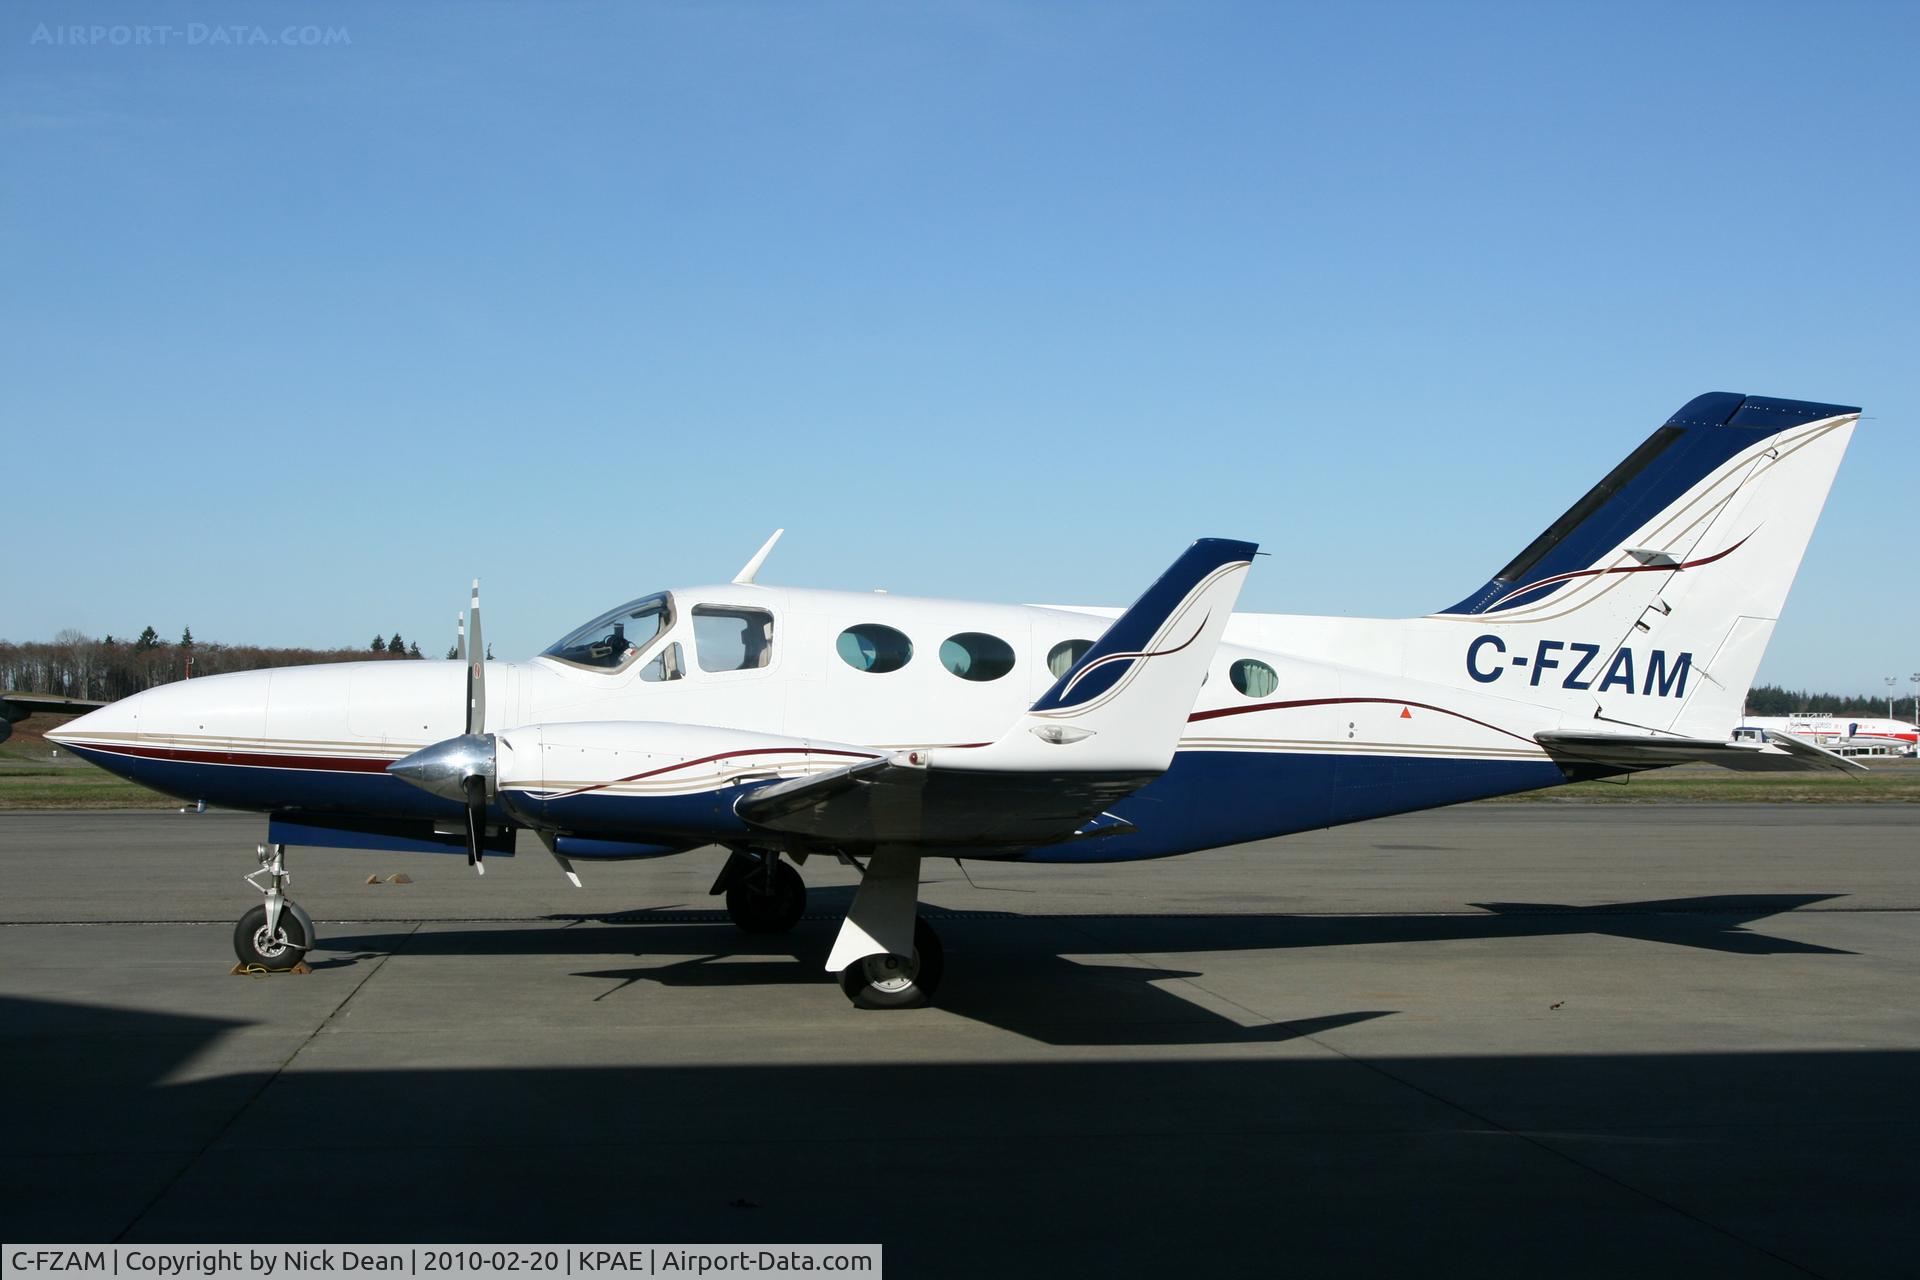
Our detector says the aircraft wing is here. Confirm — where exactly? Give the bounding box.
[2,693,109,719]
[738,536,1258,851]
[1535,729,1865,773]
[1,693,110,742]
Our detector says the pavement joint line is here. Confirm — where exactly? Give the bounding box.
[22,1115,1920,1162]
[109,920,422,1244]
[63,1126,1501,1156]
[1067,920,1846,1278]
[6,904,1918,927]
[1213,1002,1837,1279]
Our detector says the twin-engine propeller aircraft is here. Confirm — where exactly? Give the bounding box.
[51,392,1862,1008]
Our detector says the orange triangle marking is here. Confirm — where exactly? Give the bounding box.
[1400,707,1412,719]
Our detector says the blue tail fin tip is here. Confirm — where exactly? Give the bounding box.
[1668,392,1860,430]
[1441,393,1858,616]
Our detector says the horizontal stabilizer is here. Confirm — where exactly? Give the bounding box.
[1536,729,1864,774]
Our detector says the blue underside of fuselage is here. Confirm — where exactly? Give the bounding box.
[66,745,465,821]
[71,742,1571,863]
[1026,751,1568,861]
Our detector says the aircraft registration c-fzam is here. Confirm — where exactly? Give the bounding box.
[51,392,1862,1008]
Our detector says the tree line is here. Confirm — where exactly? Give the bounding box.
[0,626,449,703]
[1745,683,1917,719]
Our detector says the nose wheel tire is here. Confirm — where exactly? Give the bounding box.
[233,903,312,969]
[838,917,943,1009]
[726,858,807,934]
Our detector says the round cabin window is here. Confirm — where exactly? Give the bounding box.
[836,624,913,674]
[940,632,1016,682]
[1046,638,1095,678]
[1230,659,1278,698]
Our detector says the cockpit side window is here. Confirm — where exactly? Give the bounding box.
[692,606,774,673]
[638,642,685,683]
[541,593,674,671]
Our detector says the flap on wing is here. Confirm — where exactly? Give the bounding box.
[734,752,1151,848]
[1536,729,1865,774]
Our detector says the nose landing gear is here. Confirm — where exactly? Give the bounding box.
[235,843,315,969]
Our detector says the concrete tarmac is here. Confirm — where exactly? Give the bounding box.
[2,805,1916,1277]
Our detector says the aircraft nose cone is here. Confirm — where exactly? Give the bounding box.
[44,695,141,748]
[388,733,495,802]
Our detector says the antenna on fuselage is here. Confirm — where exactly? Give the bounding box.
[733,528,785,585]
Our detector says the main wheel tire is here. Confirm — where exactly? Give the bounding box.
[233,903,312,968]
[838,917,944,1009]
[726,859,806,934]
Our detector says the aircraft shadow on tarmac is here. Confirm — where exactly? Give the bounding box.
[3,990,1915,1276]
[316,891,1851,1047]
[317,917,1399,1048]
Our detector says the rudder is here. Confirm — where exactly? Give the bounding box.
[1435,393,1859,737]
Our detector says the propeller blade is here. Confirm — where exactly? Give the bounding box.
[455,610,466,663]
[466,579,486,736]
[463,773,487,875]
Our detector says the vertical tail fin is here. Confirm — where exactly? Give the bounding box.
[1436,393,1859,736]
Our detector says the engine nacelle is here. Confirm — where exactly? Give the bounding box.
[494,720,876,843]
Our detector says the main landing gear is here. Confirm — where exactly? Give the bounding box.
[837,916,943,1009]
[716,847,946,1008]
[716,849,807,934]
[234,843,316,969]
[828,850,943,1010]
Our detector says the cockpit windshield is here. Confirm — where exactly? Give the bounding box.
[541,593,674,671]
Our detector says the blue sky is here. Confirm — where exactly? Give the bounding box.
[4,1,1915,699]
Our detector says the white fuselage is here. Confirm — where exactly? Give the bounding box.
[62,587,1570,784]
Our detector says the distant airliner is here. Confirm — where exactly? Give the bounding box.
[49,392,1861,1008]
[1737,715,1918,756]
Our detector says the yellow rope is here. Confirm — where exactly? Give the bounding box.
[229,960,311,977]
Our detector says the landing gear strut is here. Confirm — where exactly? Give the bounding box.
[234,843,315,968]
[720,850,807,934]
[828,849,943,1008]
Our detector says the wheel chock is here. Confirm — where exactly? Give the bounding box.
[229,961,314,977]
